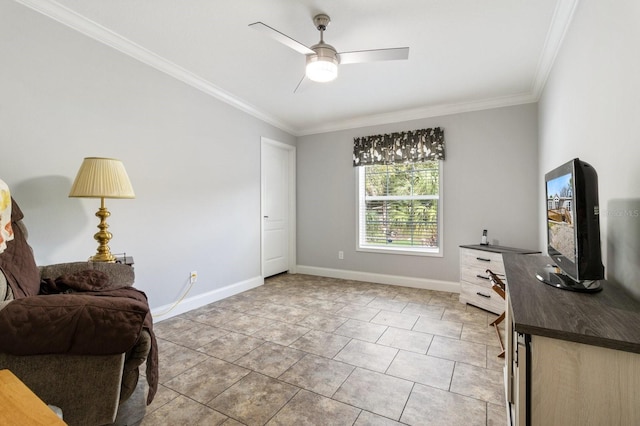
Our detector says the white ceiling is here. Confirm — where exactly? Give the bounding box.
[18,0,578,135]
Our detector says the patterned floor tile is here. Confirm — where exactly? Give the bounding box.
[251,321,310,346]
[207,372,299,426]
[334,339,398,372]
[376,327,433,354]
[413,316,463,339]
[218,313,275,334]
[154,317,229,349]
[334,319,388,342]
[354,411,407,425]
[278,353,355,397]
[333,368,413,420]
[198,331,265,362]
[366,297,408,313]
[386,350,454,390]
[235,341,306,378]
[461,322,500,346]
[401,302,445,319]
[371,310,419,330]
[289,329,351,358]
[400,383,486,426]
[141,395,228,426]
[487,402,508,425]
[428,336,487,368]
[266,389,360,425]
[156,338,210,383]
[295,312,348,332]
[450,362,505,406]
[334,304,381,321]
[163,357,250,404]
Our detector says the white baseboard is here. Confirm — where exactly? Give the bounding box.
[152,275,264,322]
[152,268,459,322]
[295,265,460,293]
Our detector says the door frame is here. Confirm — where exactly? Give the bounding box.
[260,137,297,277]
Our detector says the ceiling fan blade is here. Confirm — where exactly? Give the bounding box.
[249,22,315,55]
[338,47,410,65]
[293,74,312,94]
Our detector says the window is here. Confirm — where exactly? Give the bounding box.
[357,161,442,256]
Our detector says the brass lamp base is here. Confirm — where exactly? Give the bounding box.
[90,199,116,263]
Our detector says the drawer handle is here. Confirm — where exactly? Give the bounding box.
[476,292,491,298]
[476,257,491,262]
[476,274,490,280]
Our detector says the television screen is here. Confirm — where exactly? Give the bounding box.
[546,173,575,263]
[537,158,604,292]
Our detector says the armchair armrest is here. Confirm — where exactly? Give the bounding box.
[120,329,152,401]
[39,261,134,290]
[0,352,126,426]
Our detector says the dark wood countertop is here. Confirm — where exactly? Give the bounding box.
[460,244,540,254]
[503,253,640,354]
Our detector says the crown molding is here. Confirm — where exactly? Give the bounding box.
[297,92,538,136]
[531,0,580,99]
[14,0,297,135]
[15,0,576,137]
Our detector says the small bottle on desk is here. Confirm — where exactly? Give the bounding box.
[481,229,488,245]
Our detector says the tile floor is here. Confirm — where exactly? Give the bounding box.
[140,273,507,426]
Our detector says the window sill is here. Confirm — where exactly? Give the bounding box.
[356,246,442,257]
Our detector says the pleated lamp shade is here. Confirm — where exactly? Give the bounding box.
[69,157,135,199]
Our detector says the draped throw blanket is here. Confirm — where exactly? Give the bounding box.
[353,127,445,166]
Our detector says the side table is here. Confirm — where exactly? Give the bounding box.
[0,369,66,425]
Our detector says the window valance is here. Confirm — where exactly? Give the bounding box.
[353,127,445,166]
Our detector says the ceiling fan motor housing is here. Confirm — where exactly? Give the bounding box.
[313,14,331,31]
[306,42,338,82]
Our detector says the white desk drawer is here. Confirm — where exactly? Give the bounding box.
[460,248,505,273]
[460,282,505,314]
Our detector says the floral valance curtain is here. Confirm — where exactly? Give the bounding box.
[353,127,445,166]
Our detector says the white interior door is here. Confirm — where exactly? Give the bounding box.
[261,138,295,277]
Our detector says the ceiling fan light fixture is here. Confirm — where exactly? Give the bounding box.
[305,44,338,82]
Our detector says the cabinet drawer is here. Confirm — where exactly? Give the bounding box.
[461,267,504,287]
[460,248,505,273]
[460,282,505,314]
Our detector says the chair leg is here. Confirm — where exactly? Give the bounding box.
[492,321,505,358]
[490,311,505,326]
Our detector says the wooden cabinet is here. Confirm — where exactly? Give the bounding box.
[503,253,640,426]
[459,245,538,315]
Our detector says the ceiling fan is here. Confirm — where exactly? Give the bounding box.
[249,14,409,89]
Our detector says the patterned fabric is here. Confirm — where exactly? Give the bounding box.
[0,196,41,298]
[353,127,445,166]
[0,179,14,254]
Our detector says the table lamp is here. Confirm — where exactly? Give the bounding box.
[69,157,135,262]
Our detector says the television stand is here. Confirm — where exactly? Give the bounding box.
[504,253,640,425]
[535,265,602,293]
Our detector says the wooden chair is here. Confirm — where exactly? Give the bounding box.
[486,269,506,357]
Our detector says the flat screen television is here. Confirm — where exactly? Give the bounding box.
[536,158,604,292]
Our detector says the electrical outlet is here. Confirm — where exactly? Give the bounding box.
[338,251,344,260]
[190,271,197,284]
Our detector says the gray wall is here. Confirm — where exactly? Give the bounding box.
[538,0,640,297]
[297,104,540,283]
[0,2,295,310]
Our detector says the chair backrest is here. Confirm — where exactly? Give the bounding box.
[0,188,41,299]
[0,179,14,255]
[486,269,506,299]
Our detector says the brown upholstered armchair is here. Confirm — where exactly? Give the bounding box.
[0,187,156,425]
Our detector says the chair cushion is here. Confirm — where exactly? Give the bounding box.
[0,290,148,356]
[40,269,111,294]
